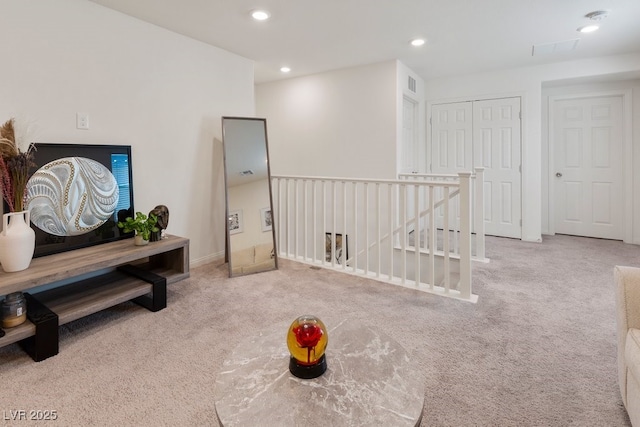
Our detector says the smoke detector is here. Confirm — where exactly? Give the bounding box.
[585,10,609,21]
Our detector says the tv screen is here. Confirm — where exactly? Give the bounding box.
[24,143,135,258]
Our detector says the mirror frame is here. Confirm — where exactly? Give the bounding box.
[222,116,278,277]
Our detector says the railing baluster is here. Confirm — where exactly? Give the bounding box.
[272,178,278,255]
[273,178,278,255]
[353,181,358,272]
[376,183,381,278]
[428,185,435,289]
[294,179,299,259]
[331,181,336,268]
[342,181,347,270]
[443,187,450,293]
[388,183,394,281]
[303,179,307,261]
[475,167,486,260]
[458,172,472,300]
[312,180,317,263]
[400,183,406,284]
[421,184,427,253]
[364,182,369,274]
[453,193,459,256]
[414,184,420,288]
[286,179,291,257]
[322,180,327,266]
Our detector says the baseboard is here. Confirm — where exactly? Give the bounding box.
[190,250,225,268]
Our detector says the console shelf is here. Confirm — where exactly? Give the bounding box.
[35,271,153,325]
[0,319,36,347]
[0,235,189,361]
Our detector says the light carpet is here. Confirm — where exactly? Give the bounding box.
[1,234,639,426]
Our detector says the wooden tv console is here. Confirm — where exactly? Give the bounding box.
[0,235,189,361]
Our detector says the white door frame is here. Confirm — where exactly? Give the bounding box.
[548,89,633,243]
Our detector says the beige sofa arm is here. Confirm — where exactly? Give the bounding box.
[615,265,640,407]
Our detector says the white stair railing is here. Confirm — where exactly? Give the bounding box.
[271,173,479,303]
[398,167,487,262]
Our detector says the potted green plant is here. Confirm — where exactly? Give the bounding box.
[117,212,159,246]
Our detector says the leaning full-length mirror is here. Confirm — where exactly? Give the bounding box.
[222,117,277,277]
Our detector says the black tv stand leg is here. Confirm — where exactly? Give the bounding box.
[117,265,167,312]
[20,293,59,362]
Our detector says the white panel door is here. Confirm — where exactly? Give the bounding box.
[430,102,472,233]
[400,96,419,174]
[552,96,623,239]
[431,102,473,174]
[473,98,522,238]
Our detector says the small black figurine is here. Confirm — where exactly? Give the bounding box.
[149,205,169,241]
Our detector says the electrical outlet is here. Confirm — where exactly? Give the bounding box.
[76,113,89,130]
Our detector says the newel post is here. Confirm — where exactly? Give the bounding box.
[458,172,472,300]
[474,167,486,260]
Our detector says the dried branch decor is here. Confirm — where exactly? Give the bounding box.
[0,118,36,212]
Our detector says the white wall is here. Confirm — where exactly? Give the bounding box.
[256,60,398,179]
[0,0,255,265]
[424,52,640,242]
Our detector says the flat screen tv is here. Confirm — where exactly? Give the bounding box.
[23,143,135,258]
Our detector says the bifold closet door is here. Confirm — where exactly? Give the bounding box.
[472,98,522,239]
[431,102,473,174]
[430,102,473,232]
[431,98,522,239]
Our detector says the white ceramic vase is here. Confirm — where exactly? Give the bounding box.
[0,210,36,273]
[134,234,149,246]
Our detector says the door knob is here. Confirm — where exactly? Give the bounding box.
[556,172,562,177]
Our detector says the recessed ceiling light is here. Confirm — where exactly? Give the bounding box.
[577,24,599,33]
[410,38,426,47]
[251,10,270,21]
[280,66,291,73]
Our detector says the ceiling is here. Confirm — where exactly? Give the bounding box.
[88,0,640,84]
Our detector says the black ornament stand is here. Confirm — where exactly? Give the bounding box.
[289,354,327,379]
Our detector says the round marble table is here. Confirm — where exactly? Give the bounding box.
[214,320,425,426]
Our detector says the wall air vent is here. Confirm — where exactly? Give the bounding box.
[408,76,416,93]
[239,170,254,176]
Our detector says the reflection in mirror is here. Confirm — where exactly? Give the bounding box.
[222,117,277,277]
